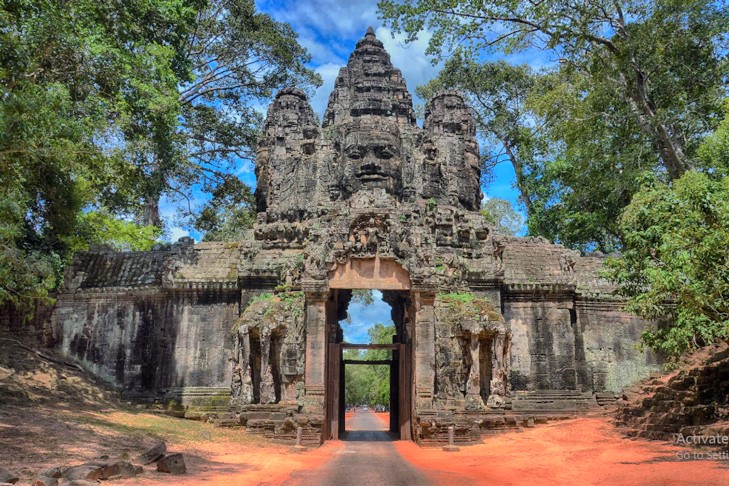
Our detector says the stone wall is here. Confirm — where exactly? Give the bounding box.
[617,343,729,446]
[505,296,578,392]
[54,288,237,403]
[0,299,56,347]
[52,240,241,407]
[577,299,662,393]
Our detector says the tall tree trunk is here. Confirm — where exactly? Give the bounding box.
[140,196,162,228]
[608,46,691,180]
[139,160,164,229]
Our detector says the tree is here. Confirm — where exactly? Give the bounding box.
[195,177,256,241]
[396,0,727,251]
[481,198,524,236]
[524,64,659,252]
[379,0,728,180]
[344,323,396,407]
[604,171,729,358]
[0,0,198,314]
[605,101,729,357]
[116,0,322,228]
[698,99,729,176]
[0,0,318,316]
[351,289,375,306]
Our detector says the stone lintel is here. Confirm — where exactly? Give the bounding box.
[328,257,411,290]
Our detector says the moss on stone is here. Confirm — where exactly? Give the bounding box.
[235,291,305,333]
[436,292,503,323]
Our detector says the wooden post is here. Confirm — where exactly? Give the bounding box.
[399,343,412,440]
[327,342,340,440]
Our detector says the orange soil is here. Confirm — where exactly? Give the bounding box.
[0,404,342,486]
[3,340,727,485]
[4,404,727,485]
[115,435,341,486]
[396,417,729,485]
[375,411,391,428]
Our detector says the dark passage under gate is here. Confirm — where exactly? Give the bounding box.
[327,342,411,440]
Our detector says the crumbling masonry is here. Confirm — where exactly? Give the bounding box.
[53,28,661,445]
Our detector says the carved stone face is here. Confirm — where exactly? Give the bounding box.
[342,129,402,196]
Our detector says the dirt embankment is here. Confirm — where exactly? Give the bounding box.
[616,342,729,446]
[0,337,337,485]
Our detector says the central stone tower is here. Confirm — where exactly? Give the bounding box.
[255,27,481,220]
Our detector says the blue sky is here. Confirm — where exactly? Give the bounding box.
[340,290,394,343]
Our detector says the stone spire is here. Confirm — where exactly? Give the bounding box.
[423,91,483,210]
[255,87,320,214]
[322,27,416,128]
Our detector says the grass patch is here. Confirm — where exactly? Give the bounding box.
[437,292,503,321]
[62,409,264,446]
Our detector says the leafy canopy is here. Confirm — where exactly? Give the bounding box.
[343,323,396,407]
[0,0,318,315]
[399,0,727,251]
[480,198,524,236]
[605,171,729,357]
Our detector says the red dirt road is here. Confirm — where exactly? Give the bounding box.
[396,417,729,485]
[2,404,727,485]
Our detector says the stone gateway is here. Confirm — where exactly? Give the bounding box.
[53,28,661,445]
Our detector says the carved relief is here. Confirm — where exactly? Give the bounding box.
[348,214,391,257]
[232,293,306,406]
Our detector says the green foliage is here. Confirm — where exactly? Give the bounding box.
[172,0,321,230]
[604,171,729,357]
[73,212,161,252]
[0,0,318,318]
[381,0,728,251]
[195,176,256,242]
[0,0,196,312]
[525,66,651,252]
[351,289,375,306]
[344,323,396,407]
[417,56,546,214]
[342,289,376,324]
[480,198,524,236]
[237,290,304,333]
[698,100,729,176]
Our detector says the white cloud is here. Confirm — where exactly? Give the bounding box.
[376,27,441,104]
[169,226,191,242]
[305,28,442,118]
[341,290,394,343]
[257,0,379,40]
[298,33,347,67]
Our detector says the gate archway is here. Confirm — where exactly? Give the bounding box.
[324,258,413,441]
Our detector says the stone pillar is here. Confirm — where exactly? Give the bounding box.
[414,291,436,409]
[259,328,275,404]
[464,334,483,410]
[488,331,511,409]
[234,326,254,405]
[303,290,328,412]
